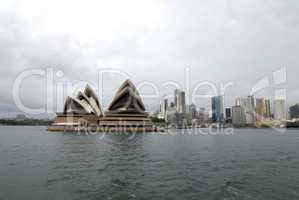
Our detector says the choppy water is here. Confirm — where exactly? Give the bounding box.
[0,126,299,200]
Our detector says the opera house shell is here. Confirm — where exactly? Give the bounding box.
[47,80,156,132]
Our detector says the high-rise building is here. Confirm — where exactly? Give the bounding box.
[184,105,191,123]
[174,89,180,108]
[232,106,246,126]
[289,104,299,119]
[166,111,185,128]
[255,98,266,119]
[274,99,287,121]
[176,90,186,113]
[159,98,168,119]
[225,107,232,119]
[166,89,187,126]
[211,96,224,123]
[225,107,232,123]
[239,96,255,124]
[249,95,255,108]
[198,107,207,122]
[163,98,168,113]
[187,104,197,119]
[264,99,271,118]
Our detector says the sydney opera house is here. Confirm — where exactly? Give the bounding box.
[47,80,156,132]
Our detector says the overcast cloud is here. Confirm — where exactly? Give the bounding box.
[1,0,299,117]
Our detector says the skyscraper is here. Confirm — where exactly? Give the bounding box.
[166,89,187,126]
[179,91,186,113]
[174,89,180,108]
[264,99,271,118]
[225,107,232,119]
[255,98,266,119]
[239,96,255,124]
[198,107,207,122]
[249,95,255,108]
[184,104,197,124]
[163,98,168,113]
[225,107,232,123]
[211,96,224,123]
[175,90,185,113]
[159,98,168,119]
[274,99,286,121]
[189,104,197,119]
[232,105,246,126]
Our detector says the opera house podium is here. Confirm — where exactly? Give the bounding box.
[47,80,156,133]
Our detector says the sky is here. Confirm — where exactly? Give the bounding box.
[1,0,299,118]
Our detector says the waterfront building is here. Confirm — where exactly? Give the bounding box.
[255,98,266,120]
[48,80,156,132]
[174,89,179,108]
[101,80,154,131]
[166,111,185,128]
[225,107,231,118]
[211,96,224,123]
[176,90,186,113]
[163,98,168,114]
[198,107,208,123]
[159,97,168,119]
[274,99,287,121]
[184,104,197,125]
[225,107,232,123]
[239,96,255,124]
[264,99,271,118]
[165,89,187,127]
[50,85,103,128]
[68,85,103,116]
[290,104,299,119]
[232,106,246,126]
[186,104,197,119]
[166,105,186,128]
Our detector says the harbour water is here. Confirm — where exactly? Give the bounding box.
[0,126,299,200]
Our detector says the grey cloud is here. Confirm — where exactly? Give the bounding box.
[0,0,299,117]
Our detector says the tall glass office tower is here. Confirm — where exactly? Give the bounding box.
[212,96,224,123]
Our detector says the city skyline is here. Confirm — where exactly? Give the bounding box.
[157,87,299,128]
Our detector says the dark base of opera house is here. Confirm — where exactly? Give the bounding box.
[47,113,160,133]
[47,80,160,133]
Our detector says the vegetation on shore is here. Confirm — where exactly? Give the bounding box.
[0,118,53,126]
